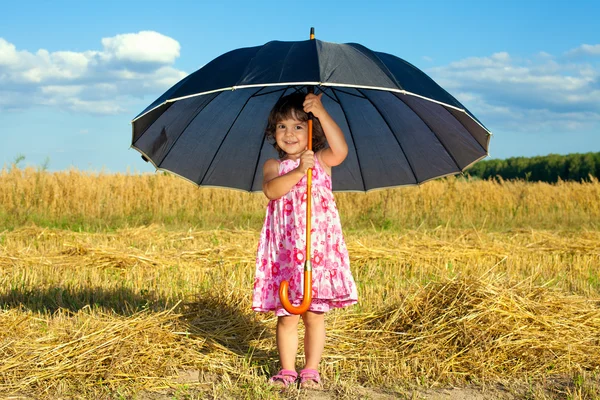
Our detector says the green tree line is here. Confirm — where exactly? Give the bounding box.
[466,152,600,182]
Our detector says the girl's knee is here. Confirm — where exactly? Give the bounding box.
[301,311,324,326]
[277,315,300,329]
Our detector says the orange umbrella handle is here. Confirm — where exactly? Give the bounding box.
[279,267,312,315]
[279,89,314,314]
[279,29,316,315]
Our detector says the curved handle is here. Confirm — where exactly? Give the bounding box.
[279,267,312,314]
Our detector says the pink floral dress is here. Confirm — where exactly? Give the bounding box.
[252,155,358,316]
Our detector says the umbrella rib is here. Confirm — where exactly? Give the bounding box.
[252,87,288,98]
[332,88,367,191]
[349,45,403,90]
[156,92,221,168]
[394,93,463,172]
[357,89,419,184]
[332,87,367,99]
[132,102,174,145]
[291,86,308,95]
[449,110,489,154]
[248,87,289,191]
[318,87,340,104]
[198,86,265,186]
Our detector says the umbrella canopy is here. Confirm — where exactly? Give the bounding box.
[132,38,491,192]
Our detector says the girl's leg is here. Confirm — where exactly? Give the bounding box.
[276,315,300,370]
[301,311,325,370]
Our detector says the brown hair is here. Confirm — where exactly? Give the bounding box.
[265,92,327,159]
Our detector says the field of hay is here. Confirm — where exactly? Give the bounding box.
[1,168,599,399]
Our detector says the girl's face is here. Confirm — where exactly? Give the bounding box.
[275,117,308,158]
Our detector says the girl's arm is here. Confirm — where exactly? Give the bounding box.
[262,152,314,200]
[303,93,348,167]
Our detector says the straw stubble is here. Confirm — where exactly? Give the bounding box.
[1,225,599,398]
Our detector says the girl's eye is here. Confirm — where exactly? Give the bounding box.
[277,124,285,129]
[295,125,304,130]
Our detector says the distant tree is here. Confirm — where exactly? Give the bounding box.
[581,153,596,180]
[466,152,600,182]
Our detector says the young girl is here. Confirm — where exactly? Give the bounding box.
[252,91,358,389]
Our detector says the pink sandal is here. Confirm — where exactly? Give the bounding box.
[269,369,298,388]
[299,368,322,389]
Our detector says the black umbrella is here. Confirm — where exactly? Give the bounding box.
[131,29,491,313]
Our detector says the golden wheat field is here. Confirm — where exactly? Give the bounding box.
[0,168,599,399]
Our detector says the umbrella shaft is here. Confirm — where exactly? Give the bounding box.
[277,113,314,314]
[306,118,313,263]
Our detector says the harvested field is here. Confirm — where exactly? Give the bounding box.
[1,225,599,399]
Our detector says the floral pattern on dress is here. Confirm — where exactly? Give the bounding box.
[252,155,358,316]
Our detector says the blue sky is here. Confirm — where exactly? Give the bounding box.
[1,0,598,172]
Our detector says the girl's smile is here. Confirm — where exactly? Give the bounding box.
[275,118,308,158]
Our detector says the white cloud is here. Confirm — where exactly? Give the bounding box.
[67,99,127,114]
[427,46,600,133]
[101,31,180,64]
[0,32,187,114]
[40,85,84,97]
[566,44,600,57]
[0,38,21,66]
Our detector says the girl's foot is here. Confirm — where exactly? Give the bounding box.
[269,369,298,388]
[299,368,322,390]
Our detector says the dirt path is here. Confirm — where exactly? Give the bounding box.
[142,379,521,399]
[280,385,518,400]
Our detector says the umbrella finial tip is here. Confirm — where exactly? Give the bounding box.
[310,27,315,40]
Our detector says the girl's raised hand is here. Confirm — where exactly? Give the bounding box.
[296,149,315,174]
[303,93,325,119]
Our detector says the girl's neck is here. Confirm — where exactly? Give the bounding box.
[283,153,301,161]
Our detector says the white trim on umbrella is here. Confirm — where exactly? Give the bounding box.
[129,145,207,189]
[129,144,490,194]
[131,82,492,136]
